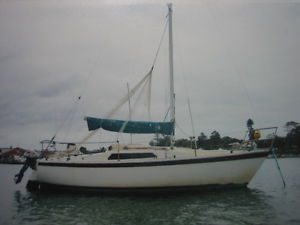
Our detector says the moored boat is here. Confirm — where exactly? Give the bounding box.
[17,4,273,193]
[27,144,269,191]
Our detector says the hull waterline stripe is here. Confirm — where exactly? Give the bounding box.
[27,180,248,193]
[38,151,269,168]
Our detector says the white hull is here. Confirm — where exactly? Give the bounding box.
[28,148,269,191]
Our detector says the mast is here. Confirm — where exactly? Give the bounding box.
[167,3,175,147]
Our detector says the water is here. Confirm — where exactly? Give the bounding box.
[0,158,299,225]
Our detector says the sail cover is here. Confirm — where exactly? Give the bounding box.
[86,117,174,135]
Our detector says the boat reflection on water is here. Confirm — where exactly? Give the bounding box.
[12,187,275,225]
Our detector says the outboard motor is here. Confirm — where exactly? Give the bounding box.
[14,153,37,184]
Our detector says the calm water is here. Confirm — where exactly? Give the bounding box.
[0,158,300,225]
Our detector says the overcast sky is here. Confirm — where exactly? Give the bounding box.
[0,0,299,150]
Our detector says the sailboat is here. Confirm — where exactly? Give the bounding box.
[23,4,271,192]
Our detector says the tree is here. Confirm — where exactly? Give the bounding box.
[210,131,221,143]
[221,136,240,149]
[198,132,207,141]
[285,121,299,134]
[175,138,191,148]
[209,131,221,149]
[149,135,171,146]
[284,121,300,150]
[197,132,208,149]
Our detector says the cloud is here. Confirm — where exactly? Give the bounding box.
[0,0,299,149]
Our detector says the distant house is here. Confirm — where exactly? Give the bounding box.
[0,147,32,164]
[0,147,31,156]
[0,147,12,154]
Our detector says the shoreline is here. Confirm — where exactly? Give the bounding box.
[0,161,24,165]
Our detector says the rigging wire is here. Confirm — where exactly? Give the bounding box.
[206,2,260,127]
[187,97,198,152]
[45,97,81,150]
[45,52,101,150]
[172,7,201,143]
[44,2,106,150]
[115,74,152,142]
[163,107,170,122]
[151,18,169,71]
[175,122,192,137]
[78,72,153,147]
[147,74,152,121]
[77,14,170,146]
[127,83,133,144]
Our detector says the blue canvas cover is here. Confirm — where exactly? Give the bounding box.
[86,117,174,135]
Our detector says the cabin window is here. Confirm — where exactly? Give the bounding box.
[108,153,157,160]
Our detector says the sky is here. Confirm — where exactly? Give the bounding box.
[0,0,299,150]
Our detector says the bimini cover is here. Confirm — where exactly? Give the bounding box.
[86,117,174,135]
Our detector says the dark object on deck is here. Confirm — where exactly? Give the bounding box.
[247,119,255,140]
